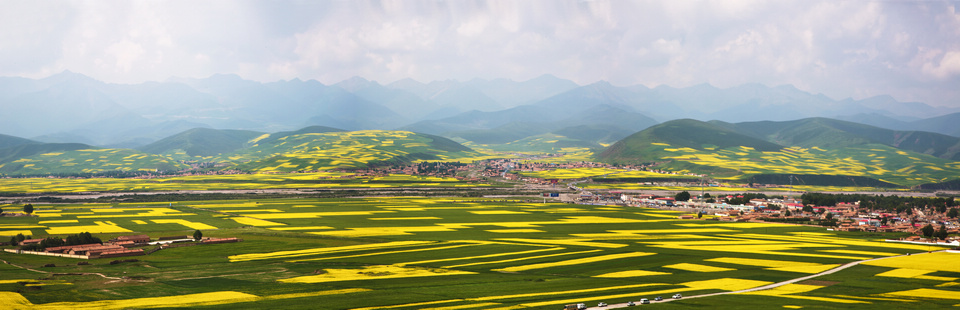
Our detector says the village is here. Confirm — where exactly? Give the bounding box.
[4,233,240,260]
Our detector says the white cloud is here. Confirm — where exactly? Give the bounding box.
[923,50,960,79]
[0,0,958,107]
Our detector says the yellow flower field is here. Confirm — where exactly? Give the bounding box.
[594,270,672,277]
[228,241,433,262]
[706,257,839,274]
[278,265,475,284]
[862,252,960,273]
[485,229,544,233]
[45,221,132,235]
[493,252,654,272]
[151,219,217,230]
[663,263,736,272]
[231,217,286,227]
[876,268,958,281]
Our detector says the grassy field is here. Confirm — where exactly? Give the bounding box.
[1,197,956,309]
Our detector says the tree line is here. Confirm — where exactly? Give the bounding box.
[800,193,956,213]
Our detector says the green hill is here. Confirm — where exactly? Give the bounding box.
[251,125,346,146]
[0,144,188,176]
[139,127,266,157]
[727,118,960,159]
[0,133,37,149]
[224,130,482,172]
[599,119,782,164]
[474,133,600,153]
[597,118,960,187]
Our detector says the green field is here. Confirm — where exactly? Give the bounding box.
[1,198,956,309]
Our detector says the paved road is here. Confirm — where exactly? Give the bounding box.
[585,251,938,309]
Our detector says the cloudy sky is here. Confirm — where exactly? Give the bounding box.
[2,0,960,107]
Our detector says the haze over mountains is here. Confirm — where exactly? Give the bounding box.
[1,71,959,148]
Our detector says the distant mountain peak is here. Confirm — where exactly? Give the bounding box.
[335,76,377,92]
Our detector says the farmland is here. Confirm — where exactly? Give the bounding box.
[0,172,499,194]
[2,197,958,309]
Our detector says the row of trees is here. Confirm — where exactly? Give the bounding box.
[0,204,33,215]
[801,193,956,213]
[921,224,951,240]
[10,232,103,251]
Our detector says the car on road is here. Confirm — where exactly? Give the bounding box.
[598,302,607,307]
[627,301,635,306]
[640,298,650,304]
[673,294,682,299]
[655,296,662,301]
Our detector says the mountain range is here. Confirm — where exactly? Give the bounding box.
[2,71,960,149]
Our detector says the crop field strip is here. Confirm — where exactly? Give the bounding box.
[0,171,498,194]
[2,197,959,309]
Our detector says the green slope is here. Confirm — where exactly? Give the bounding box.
[0,133,37,149]
[596,118,960,187]
[139,127,266,157]
[0,146,188,176]
[729,117,960,160]
[223,130,482,172]
[470,133,601,153]
[599,119,782,164]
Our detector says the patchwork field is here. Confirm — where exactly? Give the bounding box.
[0,172,497,194]
[637,142,960,187]
[1,198,957,309]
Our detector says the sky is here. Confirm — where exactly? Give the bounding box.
[2,0,960,107]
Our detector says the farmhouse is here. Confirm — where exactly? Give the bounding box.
[111,234,150,244]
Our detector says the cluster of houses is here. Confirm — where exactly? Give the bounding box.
[608,192,960,239]
[8,234,240,259]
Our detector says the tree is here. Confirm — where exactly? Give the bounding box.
[784,209,791,217]
[697,211,703,219]
[938,224,949,241]
[23,204,33,214]
[921,224,935,238]
[675,191,691,202]
[881,217,888,226]
[825,212,834,220]
[949,208,959,218]
[193,230,203,241]
[802,205,814,213]
[702,193,712,198]
[817,208,826,215]
[705,198,716,203]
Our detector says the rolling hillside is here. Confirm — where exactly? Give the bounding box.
[0,143,189,176]
[598,118,960,187]
[139,128,266,157]
[225,130,482,172]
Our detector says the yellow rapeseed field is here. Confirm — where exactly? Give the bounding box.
[45,221,132,235]
[862,252,960,273]
[876,268,958,281]
[493,252,655,272]
[663,263,736,272]
[229,241,433,262]
[706,257,839,274]
[594,270,672,277]
[231,217,286,227]
[278,265,476,284]
[150,219,217,230]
